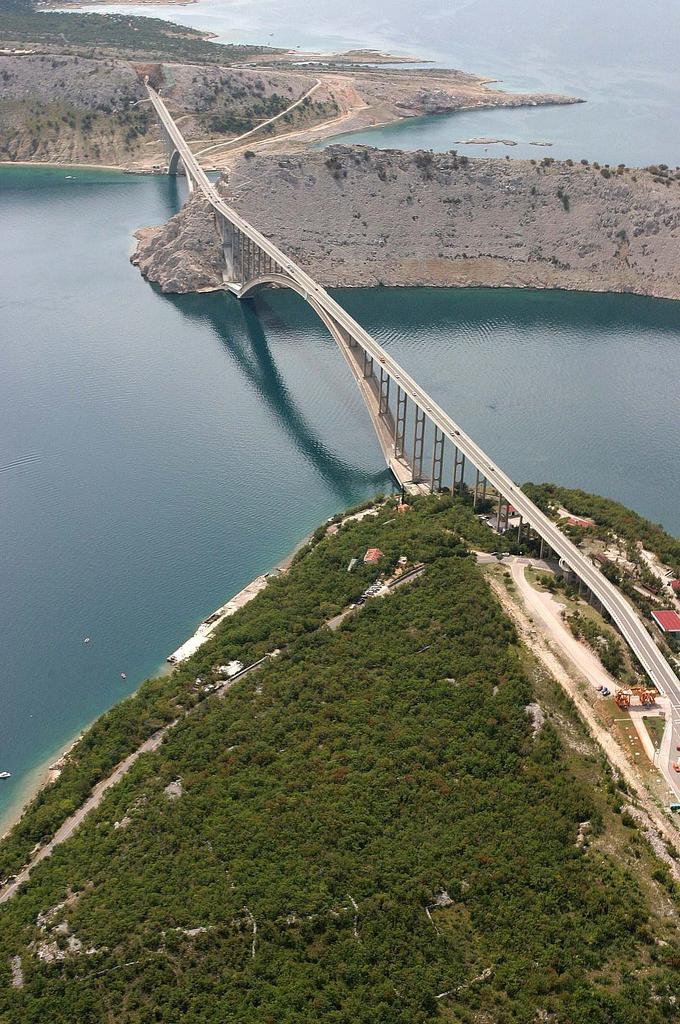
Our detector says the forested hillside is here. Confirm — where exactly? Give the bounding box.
[0,496,677,1022]
[524,482,680,572]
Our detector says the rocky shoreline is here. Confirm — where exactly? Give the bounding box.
[132,146,680,301]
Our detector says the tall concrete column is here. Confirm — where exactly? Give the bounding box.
[496,494,504,532]
[452,449,466,494]
[379,369,390,416]
[473,469,481,508]
[517,516,523,545]
[394,387,407,458]
[430,427,445,492]
[412,406,425,481]
[218,214,235,280]
[234,229,243,284]
[363,350,373,379]
[245,237,252,279]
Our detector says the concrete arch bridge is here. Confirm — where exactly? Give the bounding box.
[146,84,680,771]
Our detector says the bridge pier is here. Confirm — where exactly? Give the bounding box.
[452,447,465,494]
[430,427,445,492]
[473,468,481,507]
[412,406,426,482]
[217,214,236,281]
[379,369,390,416]
[394,387,407,459]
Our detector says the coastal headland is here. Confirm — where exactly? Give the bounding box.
[0,489,678,1021]
[0,49,580,167]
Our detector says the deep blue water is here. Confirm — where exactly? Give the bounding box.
[1,165,679,829]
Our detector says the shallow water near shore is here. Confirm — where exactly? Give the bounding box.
[1,164,679,831]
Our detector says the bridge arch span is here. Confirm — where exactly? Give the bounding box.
[168,149,181,176]
[239,273,398,470]
[241,273,374,361]
[239,274,351,349]
[168,150,194,191]
[141,83,680,750]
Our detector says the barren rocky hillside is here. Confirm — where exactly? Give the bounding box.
[0,49,579,167]
[132,147,680,300]
[0,54,326,164]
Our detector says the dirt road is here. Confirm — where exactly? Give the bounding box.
[0,725,174,905]
[486,568,680,876]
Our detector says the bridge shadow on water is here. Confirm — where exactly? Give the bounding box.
[157,286,390,503]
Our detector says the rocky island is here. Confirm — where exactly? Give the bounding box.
[132,146,680,300]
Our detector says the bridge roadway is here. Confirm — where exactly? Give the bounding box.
[147,85,680,791]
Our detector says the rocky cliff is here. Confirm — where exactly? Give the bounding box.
[132,147,680,300]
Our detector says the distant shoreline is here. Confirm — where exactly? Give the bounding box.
[42,0,198,7]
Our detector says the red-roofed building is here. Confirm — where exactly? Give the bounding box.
[567,515,595,528]
[671,579,680,594]
[363,547,383,564]
[652,610,680,649]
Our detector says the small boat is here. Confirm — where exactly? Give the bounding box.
[83,637,90,644]
[0,772,11,780]
[120,672,127,680]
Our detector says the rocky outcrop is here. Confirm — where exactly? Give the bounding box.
[131,147,680,300]
[395,88,581,116]
[131,192,225,292]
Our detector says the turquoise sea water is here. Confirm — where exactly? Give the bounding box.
[1,164,679,829]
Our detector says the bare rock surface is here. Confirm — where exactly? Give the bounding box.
[132,146,680,300]
[0,54,143,109]
[164,778,183,801]
[131,192,225,292]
